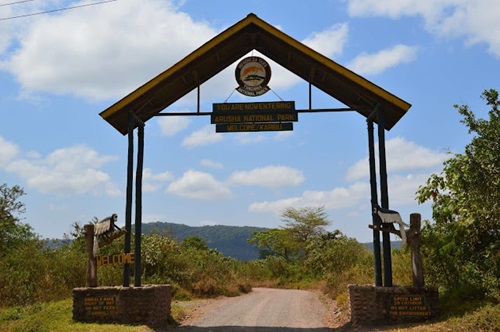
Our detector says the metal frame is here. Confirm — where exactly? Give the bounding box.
[123,104,393,287]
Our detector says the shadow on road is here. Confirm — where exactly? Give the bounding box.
[162,322,391,331]
[174,327,333,331]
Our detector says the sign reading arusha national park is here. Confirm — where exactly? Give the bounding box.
[212,101,297,133]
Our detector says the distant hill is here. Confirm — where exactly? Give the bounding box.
[139,222,267,261]
[137,221,402,261]
[362,241,402,251]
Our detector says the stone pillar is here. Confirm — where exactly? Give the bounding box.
[73,285,172,327]
[348,285,438,326]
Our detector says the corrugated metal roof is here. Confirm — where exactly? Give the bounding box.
[100,13,411,135]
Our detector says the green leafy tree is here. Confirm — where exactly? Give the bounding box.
[281,206,331,249]
[417,89,500,299]
[0,184,35,253]
[182,236,209,251]
[248,228,298,260]
[249,206,331,260]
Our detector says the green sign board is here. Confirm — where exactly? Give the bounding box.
[212,101,296,133]
[211,111,297,124]
[216,123,293,133]
[212,101,295,112]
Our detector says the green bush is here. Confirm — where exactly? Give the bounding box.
[0,240,87,307]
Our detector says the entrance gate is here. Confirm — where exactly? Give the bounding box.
[99,13,412,289]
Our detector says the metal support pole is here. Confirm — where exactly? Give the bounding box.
[123,109,134,287]
[368,119,382,286]
[134,124,144,287]
[377,107,393,287]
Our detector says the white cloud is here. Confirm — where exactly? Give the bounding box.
[0,1,353,103]
[0,136,19,167]
[303,23,349,58]
[229,166,305,189]
[249,181,369,214]
[348,44,418,76]
[347,0,500,58]
[182,125,223,147]
[3,144,120,197]
[141,168,173,192]
[166,169,231,200]
[388,173,434,206]
[201,159,224,170]
[249,137,447,215]
[157,116,191,136]
[346,137,448,181]
[1,0,217,100]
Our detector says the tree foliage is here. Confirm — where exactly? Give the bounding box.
[249,206,331,260]
[417,89,500,299]
[281,206,331,245]
[248,228,298,260]
[0,184,35,253]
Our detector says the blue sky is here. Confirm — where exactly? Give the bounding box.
[0,0,498,242]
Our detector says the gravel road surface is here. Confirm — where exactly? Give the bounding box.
[176,287,332,331]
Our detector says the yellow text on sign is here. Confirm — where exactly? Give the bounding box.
[97,253,134,267]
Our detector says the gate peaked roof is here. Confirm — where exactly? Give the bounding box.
[100,13,411,135]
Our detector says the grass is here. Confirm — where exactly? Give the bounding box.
[0,296,498,332]
[0,299,154,332]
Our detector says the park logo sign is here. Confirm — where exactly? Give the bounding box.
[235,56,271,97]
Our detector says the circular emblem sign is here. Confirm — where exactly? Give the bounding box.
[235,56,271,97]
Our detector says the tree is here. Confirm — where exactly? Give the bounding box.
[0,184,35,253]
[248,206,331,260]
[281,206,331,245]
[182,236,209,251]
[248,228,298,260]
[416,89,500,299]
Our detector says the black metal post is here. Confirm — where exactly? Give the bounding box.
[123,109,134,287]
[368,119,382,286]
[377,107,393,287]
[134,124,144,287]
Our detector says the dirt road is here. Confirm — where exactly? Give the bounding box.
[176,287,333,331]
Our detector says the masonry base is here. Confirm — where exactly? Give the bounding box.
[348,285,438,326]
[73,284,172,326]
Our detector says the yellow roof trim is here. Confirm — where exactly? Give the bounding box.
[100,13,411,134]
[101,14,261,120]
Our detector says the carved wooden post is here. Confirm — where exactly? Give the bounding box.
[409,213,424,288]
[84,224,97,287]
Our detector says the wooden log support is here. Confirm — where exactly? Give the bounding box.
[409,213,424,287]
[84,224,97,287]
[369,212,424,288]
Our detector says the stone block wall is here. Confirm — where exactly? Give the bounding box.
[73,284,172,326]
[348,285,438,326]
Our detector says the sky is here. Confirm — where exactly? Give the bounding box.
[0,0,499,243]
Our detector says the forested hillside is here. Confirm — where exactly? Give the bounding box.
[139,221,396,260]
[140,222,267,261]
